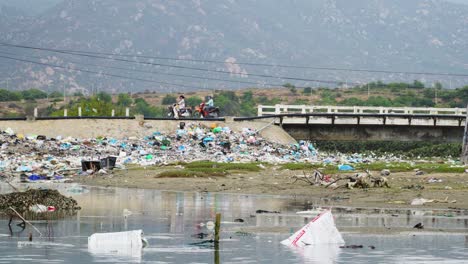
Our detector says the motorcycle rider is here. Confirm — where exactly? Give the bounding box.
[204,95,214,113]
[174,95,186,118]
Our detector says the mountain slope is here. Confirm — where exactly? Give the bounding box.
[0,0,467,93]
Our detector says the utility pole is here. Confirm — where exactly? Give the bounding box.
[462,104,468,165]
[367,83,370,99]
[63,84,66,103]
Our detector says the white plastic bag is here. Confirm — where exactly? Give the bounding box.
[281,210,344,247]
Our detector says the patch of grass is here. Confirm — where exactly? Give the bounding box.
[156,169,227,178]
[279,162,466,174]
[280,163,321,170]
[185,161,261,172]
[355,162,466,173]
[156,161,263,178]
[354,162,414,172]
[279,163,339,174]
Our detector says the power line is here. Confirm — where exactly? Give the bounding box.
[0,49,286,88]
[0,51,444,91]
[0,42,360,85]
[1,42,467,78]
[0,54,195,89]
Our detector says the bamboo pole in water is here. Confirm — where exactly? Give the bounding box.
[214,213,221,243]
[214,213,221,264]
[462,104,468,165]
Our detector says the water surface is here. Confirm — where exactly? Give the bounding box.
[1,184,467,263]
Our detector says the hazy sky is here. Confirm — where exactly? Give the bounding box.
[0,0,467,15]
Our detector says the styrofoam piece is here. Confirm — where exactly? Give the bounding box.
[281,210,344,248]
[88,230,144,257]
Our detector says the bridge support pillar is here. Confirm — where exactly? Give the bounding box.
[462,105,468,164]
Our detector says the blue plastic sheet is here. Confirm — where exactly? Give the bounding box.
[338,164,354,171]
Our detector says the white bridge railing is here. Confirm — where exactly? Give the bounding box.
[258,105,467,116]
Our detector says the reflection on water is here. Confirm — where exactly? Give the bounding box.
[0,183,467,263]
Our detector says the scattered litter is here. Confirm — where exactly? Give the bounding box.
[428,178,443,183]
[340,245,363,249]
[415,169,425,175]
[402,185,424,190]
[256,210,280,214]
[411,197,456,205]
[413,223,424,229]
[123,209,132,218]
[380,169,391,176]
[191,233,209,239]
[338,164,354,171]
[411,198,433,206]
[29,204,55,213]
[281,210,344,247]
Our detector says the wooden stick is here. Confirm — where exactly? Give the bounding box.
[6,180,19,192]
[214,213,221,243]
[9,207,42,237]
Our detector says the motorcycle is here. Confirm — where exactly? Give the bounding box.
[167,104,192,118]
[194,102,220,118]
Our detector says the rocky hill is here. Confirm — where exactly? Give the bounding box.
[0,0,467,93]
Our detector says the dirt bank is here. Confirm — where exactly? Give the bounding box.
[75,167,468,209]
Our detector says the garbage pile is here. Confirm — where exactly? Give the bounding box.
[0,189,80,214]
[0,123,318,179]
[0,124,461,182]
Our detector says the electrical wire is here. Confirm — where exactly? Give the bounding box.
[0,49,286,88]
[1,42,467,77]
[0,54,196,89]
[0,42,361,85]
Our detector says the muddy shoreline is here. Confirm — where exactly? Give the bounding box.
[74,167,468,210]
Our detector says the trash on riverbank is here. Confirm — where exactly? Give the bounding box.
[281,210,344,247]
[0,125,466,184]
[411,197,456,205]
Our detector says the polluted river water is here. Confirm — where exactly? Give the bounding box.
[0,183,468,264]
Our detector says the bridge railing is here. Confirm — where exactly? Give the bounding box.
[257,105,467,116]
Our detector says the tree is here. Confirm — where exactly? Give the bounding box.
[49,91,63,98]
[117,93,133,107]
[21,89,47,100]
[162,94,176,105]
[96,91,112,103]
[0,89,22,101]
[215,91,240,115]
[303,87,312,95]
[186,96,203,108]
[412,80,425,89]
[241,91,253,102]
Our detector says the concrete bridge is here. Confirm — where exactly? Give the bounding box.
[1,105,466,143]
[254,105,467,142]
